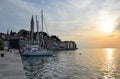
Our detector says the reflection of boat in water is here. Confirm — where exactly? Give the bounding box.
[22,10,53,56]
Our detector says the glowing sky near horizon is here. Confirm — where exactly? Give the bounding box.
[0,0,120,48]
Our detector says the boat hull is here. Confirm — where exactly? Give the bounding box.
[21,50,53,56]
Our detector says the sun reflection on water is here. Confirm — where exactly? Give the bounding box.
[106,48,113,61]
[103,48,115,79]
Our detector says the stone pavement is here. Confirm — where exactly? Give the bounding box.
[0,50,26,79]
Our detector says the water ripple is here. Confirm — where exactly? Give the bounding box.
[21,49,120,79]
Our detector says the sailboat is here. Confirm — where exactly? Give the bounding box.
[21,10,53,56]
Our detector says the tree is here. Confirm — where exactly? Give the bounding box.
[50,35,61,41]
[7,29,9,35]
[10,30,12,36]
[18,29,29,37]
[0,39,3,49]
[23,31,28,37]
[39,32,48,37]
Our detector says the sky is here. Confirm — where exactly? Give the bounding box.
[0,0,120,48]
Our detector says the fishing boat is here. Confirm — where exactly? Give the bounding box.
[21,10,53,56]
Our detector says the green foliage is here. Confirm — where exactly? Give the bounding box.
[23,31,28,37]
[0,40,3,47]
[50,35,61,41]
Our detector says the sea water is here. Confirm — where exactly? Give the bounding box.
[22,48,120,79]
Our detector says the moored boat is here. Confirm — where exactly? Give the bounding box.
[21,45,53,56]
[21,10,53,56]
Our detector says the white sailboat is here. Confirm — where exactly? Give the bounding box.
[22,10,53,56]
[22,45,53,56]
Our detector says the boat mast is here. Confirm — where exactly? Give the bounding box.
[41,10,45,48]
[41,10,43,38]
[36,15,39,45]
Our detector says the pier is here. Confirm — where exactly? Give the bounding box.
[0,50,26,79]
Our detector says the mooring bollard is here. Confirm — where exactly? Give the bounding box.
[1,53,4,57]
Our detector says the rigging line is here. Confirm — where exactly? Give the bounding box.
[43,16,49,35]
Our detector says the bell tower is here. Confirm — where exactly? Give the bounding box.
[30,15,34,41]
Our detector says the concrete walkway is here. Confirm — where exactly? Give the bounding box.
[0,50,26,79]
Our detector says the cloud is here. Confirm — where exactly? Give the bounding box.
[0,0,40,33]
[1,0,120,48]
[114,17,120,31]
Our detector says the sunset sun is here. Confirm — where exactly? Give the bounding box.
[100,20,114,34]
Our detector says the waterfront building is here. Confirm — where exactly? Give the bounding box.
[59,41,77,50]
